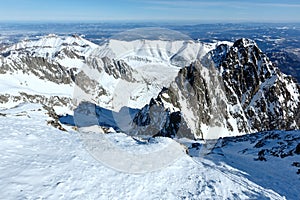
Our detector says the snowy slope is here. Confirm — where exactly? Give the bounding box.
[0,34,98,113]
[201,130,300,199]
[92,39,214,68]
[0,103,287,199]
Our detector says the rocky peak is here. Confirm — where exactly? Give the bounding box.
[215,38,300,132]
[233,38,258,48]
[218,38,276,106]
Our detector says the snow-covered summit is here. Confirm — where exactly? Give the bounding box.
[91,39,215,68]
[6,34,97,51]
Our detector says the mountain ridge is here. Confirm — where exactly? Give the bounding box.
[0,35,299,140]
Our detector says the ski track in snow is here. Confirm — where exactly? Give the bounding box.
[0,103,286,199]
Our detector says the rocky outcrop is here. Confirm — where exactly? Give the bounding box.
[43,105,67,131]
[130,92,192,139]
[1,56,72,84]
[0,93,72,108]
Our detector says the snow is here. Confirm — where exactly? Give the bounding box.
[80,131,186,173]
[6,34,98,56]
[202,126,238,139]
[0,103,288,199]
[204,131,300,200]
[0,72,73,98]
[92,39,213,68]
[56,58,85,70]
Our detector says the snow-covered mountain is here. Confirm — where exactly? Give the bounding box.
[132,38,300,139]
[0,34,95,111]
[1,33,300,199]
[0,34,217,113]
[0,34,299,139]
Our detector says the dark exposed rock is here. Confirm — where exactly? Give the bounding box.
[2,56,72,84]
[0,93,71,108]
[74,70,107,96]
[292,162,300,167]
[256,149,267,161]
[219,130,300,161]
[132,59,249,139]
[43,105,67,131]
[254,140,267,148]
[216,38,299,133]
[0,35,138,131]
[85,56,136,82]
[130,94,193,139]
[295,143,300,154]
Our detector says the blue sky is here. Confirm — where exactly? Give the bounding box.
[0,0,299,22]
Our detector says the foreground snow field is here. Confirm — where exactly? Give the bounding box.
[1,103,298,199]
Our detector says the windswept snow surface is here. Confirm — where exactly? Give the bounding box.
[0,103,287,199]
[203,131,300,200]
[0,73,73,97]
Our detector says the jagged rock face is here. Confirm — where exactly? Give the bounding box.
[217,38,300,132]
[75,57,135,99]
[171,61,245,138]
[296,106,300,127]
[133,38,300,139]
[0,56,72,84]
[218,38,276,107]
[74,70,108,97]
[85,56,135,82]
[132,61,249,139]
